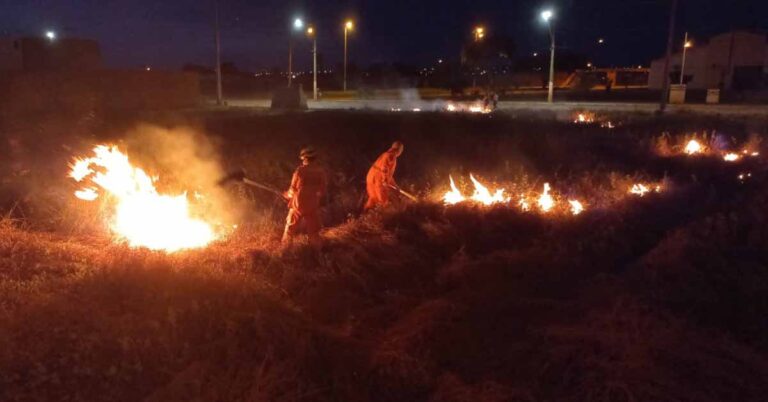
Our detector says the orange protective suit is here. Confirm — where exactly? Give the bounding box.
[282,162,327,243]
[364,146,401,210]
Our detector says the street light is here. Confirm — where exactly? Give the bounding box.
[307,26,318,100]
[474,26,485,41]
[680,32,692,85]
[541,9,555,103]
[343,20,354,91]
[288,17,305,87]
[45,31,56,40]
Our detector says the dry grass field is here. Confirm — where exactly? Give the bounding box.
[2,109,768,401]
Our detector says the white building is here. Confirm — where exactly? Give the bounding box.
[648,30,768,90]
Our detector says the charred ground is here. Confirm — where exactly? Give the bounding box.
[2,110,768,401]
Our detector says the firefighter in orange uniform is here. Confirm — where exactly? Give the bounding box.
[282,147,327,247]
[364,141,404,210]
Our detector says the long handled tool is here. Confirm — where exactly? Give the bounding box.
[389,184,418,202]
[218,170,288,200]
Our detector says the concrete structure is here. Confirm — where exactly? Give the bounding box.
[649,30,768,90]
[0,37,102,71]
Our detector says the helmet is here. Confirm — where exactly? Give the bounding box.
[299,147,317,160]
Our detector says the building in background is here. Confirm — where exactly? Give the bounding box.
[648,30,767,91]
[0,37,102,71]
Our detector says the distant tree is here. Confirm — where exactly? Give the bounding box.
[462,35,516,68]
[182,64,214,74]
[221,62,239,74]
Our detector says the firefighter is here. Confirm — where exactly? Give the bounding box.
[282,147,327,247]
[364,141,404,210]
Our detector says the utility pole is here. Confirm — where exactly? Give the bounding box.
[312,33,318,100]
[214,0,223,105]
[680,32,690,85]
[343,27,348,91]
[547,22,556,103]
[659,0,678,113]
[288,38,293,87]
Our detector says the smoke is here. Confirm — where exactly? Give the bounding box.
[123,124,242,230]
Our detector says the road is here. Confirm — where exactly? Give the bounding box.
[222,98,768,117]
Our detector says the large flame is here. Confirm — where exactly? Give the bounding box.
[70,145,218,252]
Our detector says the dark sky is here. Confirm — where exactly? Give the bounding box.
[1,0,766,71]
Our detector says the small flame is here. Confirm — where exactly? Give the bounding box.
[573,112,595,124]
[569,200,584,215]
[723,153,740,162]
[443,175,466,205]
[684,140,703,155]
[519,196,530,212]
[537,183,555,212]
[469,174,509,206]
[630,184,650,197]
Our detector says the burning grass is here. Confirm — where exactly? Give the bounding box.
[2,110,768,401]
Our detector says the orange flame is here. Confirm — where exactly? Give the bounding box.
[537,183,555,212]
[443,175,466,205]
[569,200,585,215]
[684,139,703,155]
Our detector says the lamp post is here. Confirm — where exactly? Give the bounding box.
[680,32,692,85]
[659,0,679,112]
[343,20,354,91]
[214,0,223,105]
[471,26,485,88]
[288,17,304,87]
[307,26,318,100]
[541,9,555,103]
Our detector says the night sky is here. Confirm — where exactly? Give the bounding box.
[1,0,766,71]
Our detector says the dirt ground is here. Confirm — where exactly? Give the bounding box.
[1,109,768,401]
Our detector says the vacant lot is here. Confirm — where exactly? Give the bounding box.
[2,109,768,401]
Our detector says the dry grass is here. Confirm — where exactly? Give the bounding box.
[1,110,768,401]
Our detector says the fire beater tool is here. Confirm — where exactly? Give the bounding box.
[389,184,418,202]
[218,170,288,200]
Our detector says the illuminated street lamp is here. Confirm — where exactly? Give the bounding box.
[343,20,354,91]
[474,26,485,42]
[541,9,555,103]
[45,30,56,40]
[214,0,223,105]
[288,17,305,87]
[307,26,318,100]
[680,32,692,85]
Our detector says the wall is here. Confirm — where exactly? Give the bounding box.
[0,38,23,70]
[19,37,103,71]
[0,70,201,117]
[649,31,767,90]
